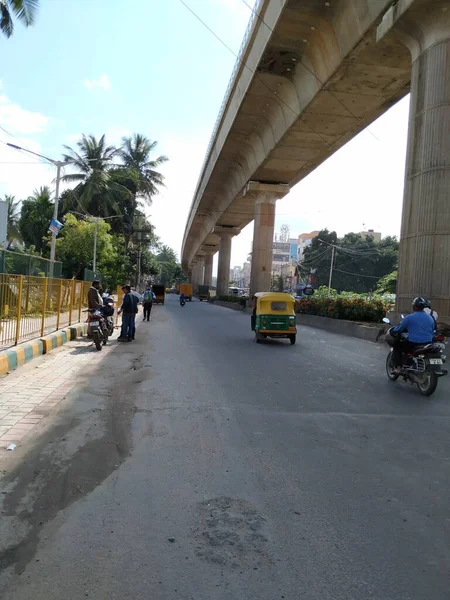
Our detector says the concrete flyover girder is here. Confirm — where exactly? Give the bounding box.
[182,0,412,272]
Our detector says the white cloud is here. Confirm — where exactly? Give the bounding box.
[83,74,112,91]
[0,88,48,135]
[0,84,53,200]
[146,133,210,260]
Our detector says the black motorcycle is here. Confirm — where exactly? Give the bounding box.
[383,317,448,396]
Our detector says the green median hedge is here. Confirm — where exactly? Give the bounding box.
[295,296,387,323]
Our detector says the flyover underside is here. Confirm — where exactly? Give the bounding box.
[182,0,411,270]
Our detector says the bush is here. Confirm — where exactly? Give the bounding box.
[295,296,388,323]
[217,295,248,303]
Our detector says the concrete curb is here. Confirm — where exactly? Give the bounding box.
[212,301,382,343]
[295,313,382,342]
[0,324,88,376]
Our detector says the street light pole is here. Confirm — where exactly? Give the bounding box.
[49,162,65,278]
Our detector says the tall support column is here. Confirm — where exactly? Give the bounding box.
[203,251,215,287]
[246,182,289,296]
[378,1,450,320]
[216,231,233,297]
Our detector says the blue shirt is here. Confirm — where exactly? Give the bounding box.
[392,311,435,343]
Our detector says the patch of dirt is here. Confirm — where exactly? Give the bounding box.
[0,352,147,576]
[194,496,270,569]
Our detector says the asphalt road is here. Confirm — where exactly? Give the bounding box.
[1,295,450,599]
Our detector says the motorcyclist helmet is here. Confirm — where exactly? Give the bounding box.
[412,296,426,310]
[422,298,431,309]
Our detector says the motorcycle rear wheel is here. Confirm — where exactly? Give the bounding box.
[92,331,102,351]
[417,371,438,396]
[386,352,398,381]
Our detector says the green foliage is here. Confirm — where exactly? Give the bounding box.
[7,131,170,284]
[295,296,389,323]
[19,187,53,255]
[301,229,398,293]
[218,295,247,303]
[56,214,116,280]
[118,134,167,204]
[0,0,38,38]
[375,270,397,294]
[151,245,180,287]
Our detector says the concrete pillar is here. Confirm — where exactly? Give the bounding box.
[216,232,233,297]
[246,182,289,295]
[378,1,450,320]
[203,251,215,287]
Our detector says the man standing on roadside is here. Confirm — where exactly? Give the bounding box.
[118,285,138,341]
[87,280,103,309]
[142,285,154,322]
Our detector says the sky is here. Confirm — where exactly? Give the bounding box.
[0,0,409,274]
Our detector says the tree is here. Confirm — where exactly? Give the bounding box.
[301,229,398,293]
[154,245,180,287]
[19,186,53,255]
[55,214,115,280]
[157,245,177,263]
[61,134,131,216]
[3,194,22,248]
[375,270,397,294]
[119,134,167,204]
[0,0,38,38]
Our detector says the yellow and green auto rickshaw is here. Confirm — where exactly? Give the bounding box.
[252,292,297,345]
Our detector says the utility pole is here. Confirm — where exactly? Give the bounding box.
[328,245,335,297]
[92,218,99,274]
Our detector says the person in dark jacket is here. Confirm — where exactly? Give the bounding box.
[118,285,138,341]
[87,280,103,309]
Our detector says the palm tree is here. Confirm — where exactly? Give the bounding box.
[0,0,38,38]
[61,134,130,216]
[3,194,22,248]
[119,134,167,203]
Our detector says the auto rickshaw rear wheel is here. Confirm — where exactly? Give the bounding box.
[290,335,296,345]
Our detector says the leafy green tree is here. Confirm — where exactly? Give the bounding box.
[375,270,397,294]
[56,214,115,280]
[3,194,22,248]
[0,0,38,38]
[119,134,167,204]
[301,230,398,293]
[19,186,53,255]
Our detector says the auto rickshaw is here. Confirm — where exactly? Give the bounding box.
[251,292,297,345]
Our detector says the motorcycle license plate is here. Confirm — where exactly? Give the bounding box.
[90,322,99,329]
[429,358,443,365]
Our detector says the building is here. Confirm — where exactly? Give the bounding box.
[360,229,382,242]
[297,231,320,262]
[289,238,298,264]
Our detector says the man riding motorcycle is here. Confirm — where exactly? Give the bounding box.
[390,296,435,374]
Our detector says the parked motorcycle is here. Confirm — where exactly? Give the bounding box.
[102,294,115,336]
[85,309,108,351]
[383,317,448,396]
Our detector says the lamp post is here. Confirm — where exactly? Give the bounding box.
[6,143,73,279]
[68,210,121,275]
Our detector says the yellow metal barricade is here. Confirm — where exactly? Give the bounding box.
[0,275,92,350]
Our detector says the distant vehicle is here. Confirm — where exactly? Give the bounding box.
[197,285,209,301]
[152,284,166,305]
[229,287,247,297]
[179,283,193,301]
